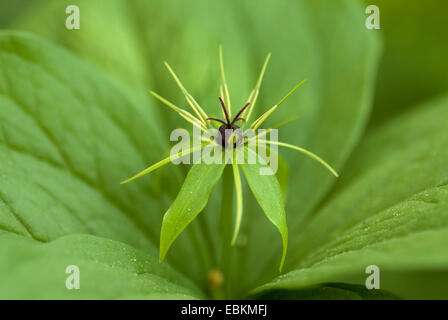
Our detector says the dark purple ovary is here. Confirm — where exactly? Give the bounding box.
[207,97,250,148]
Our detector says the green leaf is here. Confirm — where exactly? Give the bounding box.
[276,153,289,203]
[253,94,448,299]
[160,163,225,262]
[253,144,290,203]
[0,31,200,297]
[0,232,203,299]
[8,0,171,166]
[240,148,287,272]
[0,31,165,247]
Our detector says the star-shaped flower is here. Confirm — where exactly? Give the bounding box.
[121,46,338,271]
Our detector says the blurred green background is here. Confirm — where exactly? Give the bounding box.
[2,0,447,129]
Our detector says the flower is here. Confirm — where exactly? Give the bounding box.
[121,46,338,271]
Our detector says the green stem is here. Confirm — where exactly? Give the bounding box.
[218,165,234,298]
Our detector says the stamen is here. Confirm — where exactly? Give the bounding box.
[230,102,250,125]
[232,118,246,124]
[207,117,227,126]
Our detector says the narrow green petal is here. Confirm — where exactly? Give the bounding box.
[164,62,208,124]
[244,53,271,122]
[231,163,243,246]
[150,91,206,132]
[251,105,278,130]
[275,78,307,106]
[186,94,209,124]
[186,95,207,126]
[250,79,307,130]
[120,145,206,184]
[259,140,339,177]
[219,45,231,117]
[120,157,172,185]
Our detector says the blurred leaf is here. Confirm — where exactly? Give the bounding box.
[10,0,152,91]
[0,1,32,28]
[333,93,448,189]
[0,232,203,299]
[253,94,448,299]
[0,31,166,246]
[276,153,289,203]
[7,1,170,158]
[365,0,448,126]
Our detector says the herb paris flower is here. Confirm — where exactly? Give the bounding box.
[121,46,338,272]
